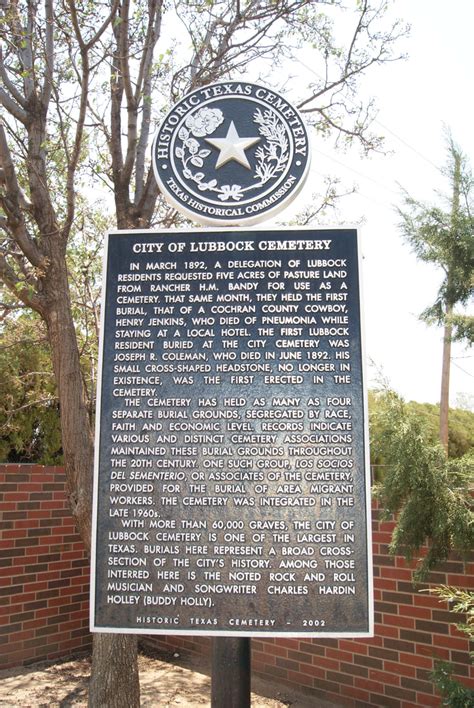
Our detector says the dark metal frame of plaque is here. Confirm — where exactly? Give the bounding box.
[90,227,373,638]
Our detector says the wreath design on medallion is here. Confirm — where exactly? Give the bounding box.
[175,106,290,201]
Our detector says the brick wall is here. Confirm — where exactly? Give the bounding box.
[1,465,473,707]
[0,464,91,669]
[147,508,474,707]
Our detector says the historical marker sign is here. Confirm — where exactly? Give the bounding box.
[90,228,373,636]
[152,81,310,225]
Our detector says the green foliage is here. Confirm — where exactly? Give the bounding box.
[0,198,107,464]
[371,389,474,581]
[408,401,474,459]
[427,588,473,704]
[430,661,474,707]
[398,139,474,334]
[451,314,474,345]
[66,200,109,411]
[369,387,474,702]
[0,313,62,464]
[369,391,474,463]
[428,587,474,649]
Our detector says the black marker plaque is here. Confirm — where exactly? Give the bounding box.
[91,228,373,636]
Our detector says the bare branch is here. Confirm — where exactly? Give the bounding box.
[0,89,28,125]
[0,121,46,267]
[84,0,120,51]
[134,0,164,102]
[0,43,28,109]
[22,0,36,101]
[61,0,118,239]
[135,167,159,227]
[296,0,408,134]
[40,0,54,110]
[2,394,58,417]
[134,0,164,201]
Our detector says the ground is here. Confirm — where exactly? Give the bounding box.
[0,649,334,707]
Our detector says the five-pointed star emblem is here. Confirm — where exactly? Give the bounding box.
[205,121,260,169]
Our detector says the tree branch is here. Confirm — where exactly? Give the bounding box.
[134,0,164,202]
[0,89,28,125]
[0,251,43,312]
[84,0,120,51]
[0,43,28,109]
[0,121,46,268]
[119,0,140,189]
[21,0,36,101]
[40,0,54,111]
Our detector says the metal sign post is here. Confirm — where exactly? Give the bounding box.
[212,637,250,708]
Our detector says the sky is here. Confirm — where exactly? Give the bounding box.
[282,0,474,407]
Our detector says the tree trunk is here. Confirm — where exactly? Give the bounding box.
[439,150,461,453]
[42,250,140,707]
[439,310,452,453]
[88,634,140,708]
[43,241,95,544]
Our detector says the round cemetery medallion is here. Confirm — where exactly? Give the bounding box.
[152,81,310,225]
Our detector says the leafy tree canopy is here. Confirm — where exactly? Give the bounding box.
[371,389,474,581]
[0,200,105,464]
[397,137,474,341]
[369,390,474,467]
[0,312,61,463]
